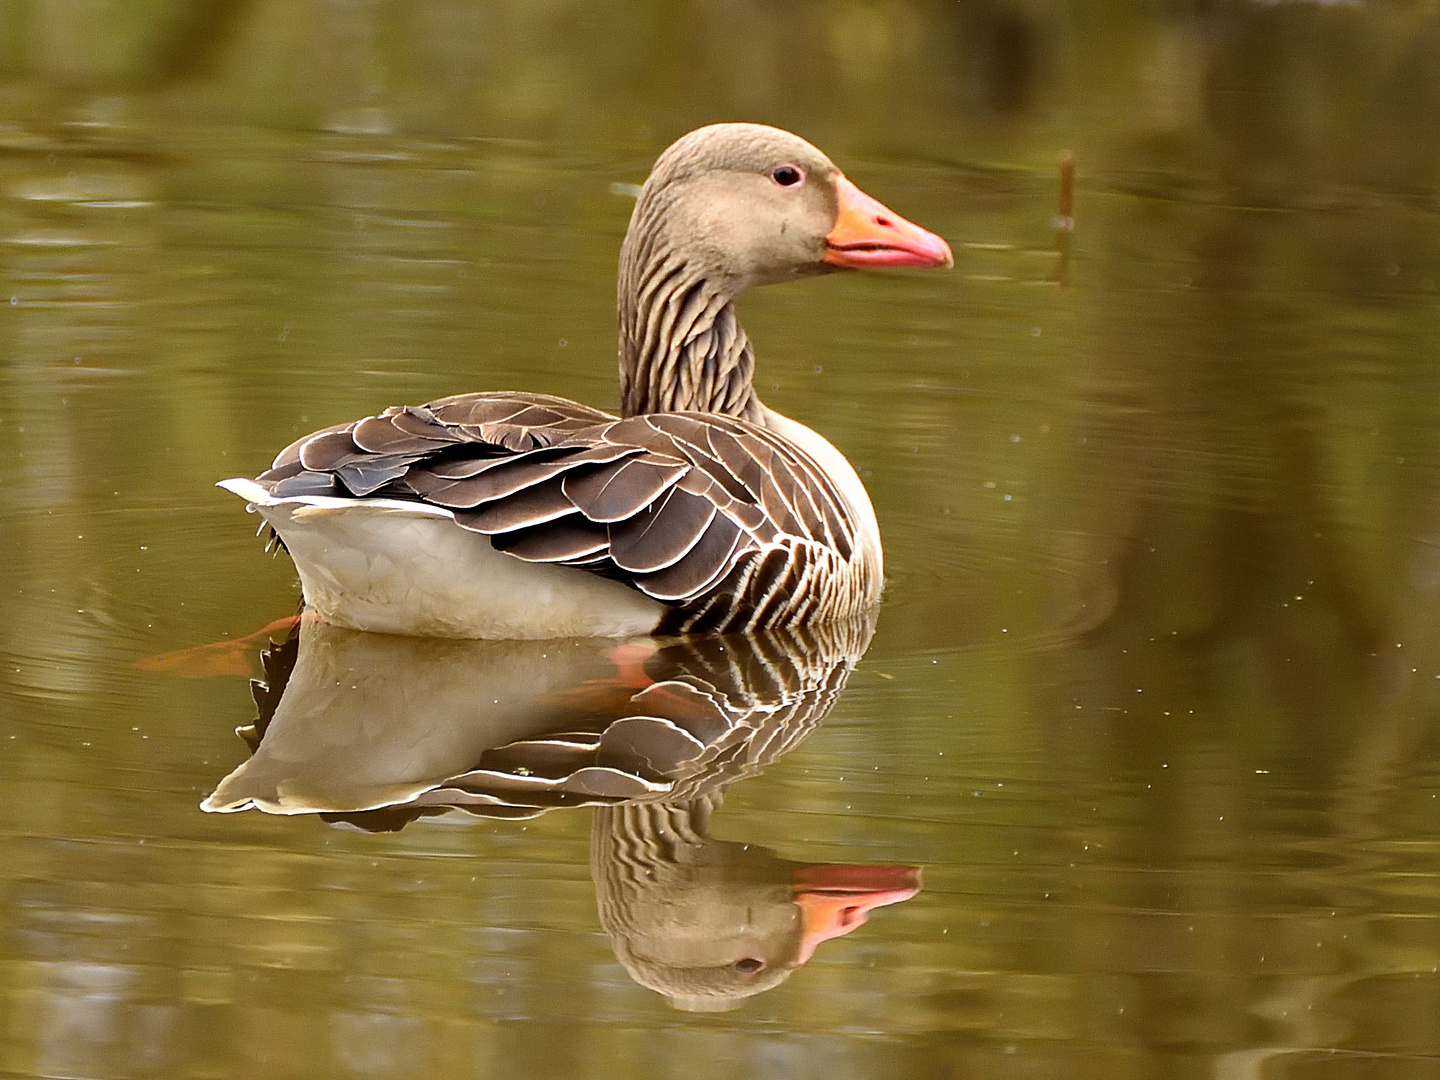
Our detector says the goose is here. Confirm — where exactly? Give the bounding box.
[220,123,952,638]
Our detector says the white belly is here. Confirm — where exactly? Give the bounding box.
[219,479,666,639]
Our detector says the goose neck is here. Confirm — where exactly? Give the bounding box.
[618,254,763,421]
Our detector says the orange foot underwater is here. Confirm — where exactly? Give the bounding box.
[135,614,306,678]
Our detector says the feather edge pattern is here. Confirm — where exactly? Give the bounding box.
[244,391,879,630]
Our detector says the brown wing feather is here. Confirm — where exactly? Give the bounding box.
[487,518,610,562]
[453,476,578,532]
[297,429,371,472]
[420,448,582,508]
[249,392,870,627]
[634,511,744,601]
[609,486,718,574]
[383,405,453,439]
[562,457,688,522]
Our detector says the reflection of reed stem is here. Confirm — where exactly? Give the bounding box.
[1055,150,1074,287]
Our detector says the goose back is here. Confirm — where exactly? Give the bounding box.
[242,390,881,634]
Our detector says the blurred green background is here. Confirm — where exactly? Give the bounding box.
[2,1,1440,1078]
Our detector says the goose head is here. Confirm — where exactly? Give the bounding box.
[618,123,952,418]
[623,122,952,292]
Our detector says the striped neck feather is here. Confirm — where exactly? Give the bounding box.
[618,215,762,422]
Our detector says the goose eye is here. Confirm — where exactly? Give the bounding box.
[733,957,765,974]
[770,164,804,188]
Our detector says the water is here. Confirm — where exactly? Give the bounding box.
[3,2,1440,1077]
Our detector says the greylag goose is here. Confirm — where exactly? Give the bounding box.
[220,123,952,638]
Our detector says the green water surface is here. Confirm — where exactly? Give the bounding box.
[2,2,1440,1077]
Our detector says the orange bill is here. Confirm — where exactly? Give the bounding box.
[793,863,923,963]
[823,175,953,269]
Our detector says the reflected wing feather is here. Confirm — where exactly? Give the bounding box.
[624,680,734,744]
[598,716,709,777]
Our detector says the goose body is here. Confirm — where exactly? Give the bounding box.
[222,124,951,638]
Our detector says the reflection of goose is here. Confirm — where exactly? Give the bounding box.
[203,615,875,817]
[220,123,952,639]
[203,615,920,1008]
[594,796,920,1013]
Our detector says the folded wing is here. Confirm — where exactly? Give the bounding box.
[251,391,873,632]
